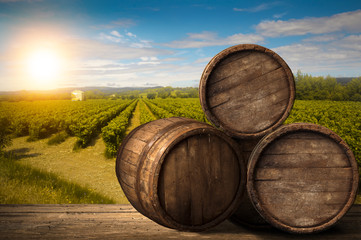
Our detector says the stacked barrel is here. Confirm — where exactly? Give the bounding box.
[116,44,359,234]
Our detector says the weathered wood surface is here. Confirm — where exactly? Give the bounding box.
[247,123,359,234]
[0,204,360,239]
[199,44,295,139]
[116,117,246,231]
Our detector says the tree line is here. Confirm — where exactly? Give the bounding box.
[295,71,361,101]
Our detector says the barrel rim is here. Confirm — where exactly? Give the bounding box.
[150,123,247,231]
[116,117,193,216]
[247,123,359,234]
[199,44,296,139]
[115,119,158,215]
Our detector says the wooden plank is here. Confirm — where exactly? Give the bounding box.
[255,179,352,193]
[256,191,351,228]
[205,135,223,222]
[263,137,344,154]
[206,135,240,222]
[254,167,353,181]
[123,137,148,155]
[208,51,276,87]
[189,135,205,226]
[216,51,252,67]
[208,67,290,133]
[257,192,351,209]
[158,138,191,225]
[208,67,287,108]
[258,153,349,168]
[0,204,360,239]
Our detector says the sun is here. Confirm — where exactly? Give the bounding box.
[26,48,61,88]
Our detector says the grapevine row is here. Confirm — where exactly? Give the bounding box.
[71,101,133,148]
[139,100,157,124]
[148,98,208,123]
[143,99,174,118]
[101,100,138,157]
[1,100,130,141]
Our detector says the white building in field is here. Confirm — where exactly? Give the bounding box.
[71,90,84,101]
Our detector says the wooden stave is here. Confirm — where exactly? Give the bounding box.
[246,123,359,234]
[199,44,295,139]
[116,117,247,231]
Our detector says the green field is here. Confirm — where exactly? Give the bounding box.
[1,98,360,204]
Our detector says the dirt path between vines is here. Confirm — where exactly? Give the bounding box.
[142,99,157,120]
[125,100,141,135]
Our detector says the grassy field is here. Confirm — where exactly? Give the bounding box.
[3,135,129,204]
[0,153,115,204]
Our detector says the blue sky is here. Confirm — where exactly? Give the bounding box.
[0,0,361,91]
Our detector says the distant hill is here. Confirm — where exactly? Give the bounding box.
[0,86,163,96]
[335,77,355,85]
[0,86,198,101]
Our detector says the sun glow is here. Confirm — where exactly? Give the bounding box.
[26,48,62,88]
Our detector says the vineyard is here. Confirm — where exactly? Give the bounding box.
[1,98,361,177]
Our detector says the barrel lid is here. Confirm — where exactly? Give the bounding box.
[247,123,359,233]
[199,44,295,139]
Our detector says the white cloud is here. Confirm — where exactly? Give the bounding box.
[303,35,339,42]
[272,37,361,76]
[194,57,212,64]
[256,10,361,37]
[273,12,287,19]
[131,40,152,48]
[68,60,204,88]
[337,34,361,50]
[110,30,122,38]
[99,31,152,49]
[99,32,124,43]
[65,38,172,61]
[138,56,160,65]
[126,32,137,38]
[163,31,264,48]
[233,2,280,13]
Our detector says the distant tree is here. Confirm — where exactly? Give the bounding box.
[187,88,199,98]
[85,90,106,99]
[157,88,170,99]
[346,77,361,101]
[0,117,12,152]
[293,70,361,101]
[128,95,137,100]
[147,93,156,99]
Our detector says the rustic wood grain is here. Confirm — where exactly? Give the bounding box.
[0,204,360,239]
[199,44,295,139]
[116,117,246,231]
[247,123,359,234]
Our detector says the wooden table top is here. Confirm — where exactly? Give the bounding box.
[0,204,360,239]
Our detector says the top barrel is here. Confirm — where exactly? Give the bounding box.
[199,44,295,139]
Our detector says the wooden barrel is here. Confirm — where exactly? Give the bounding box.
[116,117,246,231]
[247,123,359,234]
[199,44,295,139]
